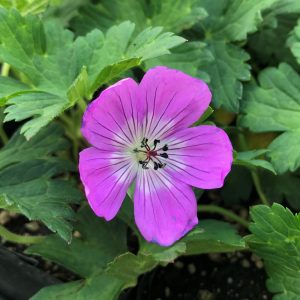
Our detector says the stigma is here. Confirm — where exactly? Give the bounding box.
[133,137,169,171]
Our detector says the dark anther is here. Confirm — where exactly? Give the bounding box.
[153,139,160,149]
[154,162,159,170]
[162,145,168,151]
[158,162,166,168]
[159,153,168,159]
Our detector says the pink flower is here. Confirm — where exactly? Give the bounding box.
[79,67,233,246]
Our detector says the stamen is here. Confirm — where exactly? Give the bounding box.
[162,145,168,151]
[136,137,169,171]
[153,139,160,150]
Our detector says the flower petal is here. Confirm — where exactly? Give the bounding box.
[134,168,198,246]
[138,66,211,140]
[164,126,233,189]
[81,78,142,150]
[79,147,136,220]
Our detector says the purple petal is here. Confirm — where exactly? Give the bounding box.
[138,66,211,140]
[164,126,233,189]
[81,78,142,150]
[79,147,136,220]
[134,168,198,246]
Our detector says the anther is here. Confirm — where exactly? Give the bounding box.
[159,153,168,159]
[153,139,160,147]
[162,145,168,151]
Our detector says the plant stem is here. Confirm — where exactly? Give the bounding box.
[251,171,270,206]
[237,132,270,206]
[198,205,249,228]
[0,224,44,244]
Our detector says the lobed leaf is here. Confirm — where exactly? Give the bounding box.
[0,124,82,241]
[70,0,207,35]
[27,206,127,278]
[0,8,185,139]
[288,19,300,65]
[201,40,251,112]
[239,63,300,173]
[202,0,278,42]
[247,204,300,299]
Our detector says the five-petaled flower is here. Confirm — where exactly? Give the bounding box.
[79,67,233,246]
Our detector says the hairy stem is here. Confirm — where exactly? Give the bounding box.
[198,205,249,228]
[0,225,44,244]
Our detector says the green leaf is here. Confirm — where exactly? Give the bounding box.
[202,0,277,42]
[288,19,300,65]
[239,63,300,173]
[31,275,124,300]
[261,171,300,210]
[140,219,245,257]
[4,92,67,139]
[182,220,246,255]
[0,8,185,139]
[201,40,250,112]
[268,130,300,173]
[70,0,207,35]
[145,41,213,78]
[264,0,300,24]
[0,123,68,169]
[234,149,276,174]
[246,204,300,299]
[66,66,88,106]
[0,76,30,106]
[248,14,299,67]
[0,0,50,15]
[0,124,82,241]
[27,206,127,278]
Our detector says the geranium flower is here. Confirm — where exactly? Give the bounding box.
[79,67,233,246]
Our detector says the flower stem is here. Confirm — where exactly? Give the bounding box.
[198,205,249,228]
[251,171,270,206]
[0,224,44,244]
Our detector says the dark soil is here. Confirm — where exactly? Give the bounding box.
[123,252,271,300]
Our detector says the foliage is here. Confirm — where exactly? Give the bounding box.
[0,0,299,299]
[0,124,82,241]
[0,8,185,139]
[247,204,300,299]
